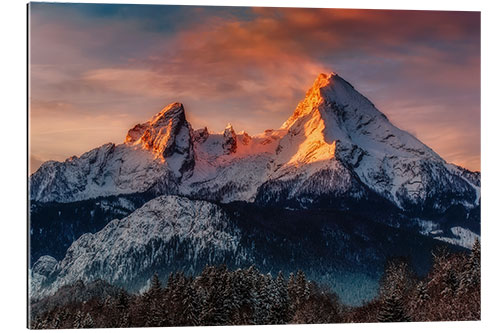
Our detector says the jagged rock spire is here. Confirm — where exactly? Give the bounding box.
[125,102,194,176]
[222,123,237,154]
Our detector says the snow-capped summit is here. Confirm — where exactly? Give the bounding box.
[280,72,439,161]
[281,72,336,129]
[125,102,194,177]
[259,73,479,211]
[29,103,195,202]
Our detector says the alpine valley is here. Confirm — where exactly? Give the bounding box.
[29,73,480,306]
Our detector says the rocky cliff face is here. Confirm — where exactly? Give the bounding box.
[222,123,238,154]
[125,102,195,177]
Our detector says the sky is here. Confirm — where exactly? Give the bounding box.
[29,3,480,173]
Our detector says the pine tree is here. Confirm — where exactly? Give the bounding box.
[377,294,410,322]
[442,269,459,295]
[145,272,165,327]
[200,288,217,325]
[231,268,252,324]
[40,315,51,329]
[244,265,261,325]
[52,311,62,329]
[254,273,273,325]
[32,316,42,329]
[198,267,230,326]
[471,238,481,268]
[150,272,162,293]
[182,280,200,326]
[295,270,310,300]
[415,281,430,304]
[116,288,129,313]
[379,258,415,301]
[120,312,131,328]
[73,310,83,329]
[456,238,480,296]
[287,272,297,315]
[272,271,291,324]
[220,274,237,324]
[409,280,429,320]
[82,312,94,328]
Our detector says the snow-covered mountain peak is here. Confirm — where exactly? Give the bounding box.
[278,72,442,161]
[125,102,187,146]
[281,72,381,131]
[281,72,334,129]
[268,73,475,208]
[124,102,194,172]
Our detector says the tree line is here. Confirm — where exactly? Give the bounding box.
[30,239,480,328]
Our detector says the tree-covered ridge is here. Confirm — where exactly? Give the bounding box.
[30,240,480,329]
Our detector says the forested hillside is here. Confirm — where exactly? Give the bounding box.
[30,240,480,328]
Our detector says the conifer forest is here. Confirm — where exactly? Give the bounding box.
[30,240,480,328]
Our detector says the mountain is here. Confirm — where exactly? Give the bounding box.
[257,74,480,213]
[30,73,480,214]
[29,73,480,305]
[30,102,194,203]
[30,196,249,300]
[29,73,479,246]
[30,195,463,306]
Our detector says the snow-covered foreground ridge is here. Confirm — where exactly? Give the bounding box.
[30,73,480,213]
[30,195,249,299]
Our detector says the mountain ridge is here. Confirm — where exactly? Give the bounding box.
[31,194,468,305]
[30,72,480,224]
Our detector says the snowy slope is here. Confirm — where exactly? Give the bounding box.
[30,195,250,299]
[182,128,285,202]
[434,226,480,249]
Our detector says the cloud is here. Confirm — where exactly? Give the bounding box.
[29,4,480,170]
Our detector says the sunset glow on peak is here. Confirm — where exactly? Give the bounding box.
[281,72,338,130]
[151,102,185,125]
